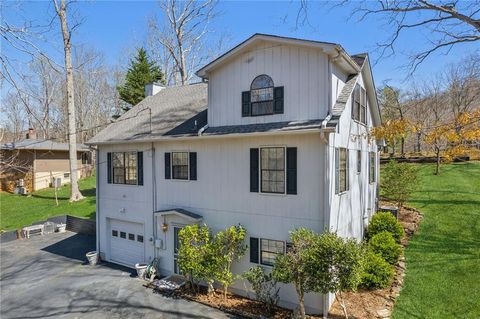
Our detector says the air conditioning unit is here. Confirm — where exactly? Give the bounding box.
[51,177,62,188]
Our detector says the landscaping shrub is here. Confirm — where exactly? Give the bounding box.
[360,249,395,289]
[243,266,280,313]
[368,231,403,264]
[381,160,419,208]
[367,212,404,243]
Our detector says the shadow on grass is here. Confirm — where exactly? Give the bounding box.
[30,188,96,201]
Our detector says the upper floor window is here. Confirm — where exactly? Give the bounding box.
[242,75,284,117]
[335,148,349,194]
[352,84,367,125]
[172,152,189,180]
[251,75,274,116]
[261,147,285,194]
[369,152,376,183]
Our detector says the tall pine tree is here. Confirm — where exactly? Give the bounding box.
[117,48,165,110]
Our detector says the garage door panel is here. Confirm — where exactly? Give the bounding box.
[108,219,145,266]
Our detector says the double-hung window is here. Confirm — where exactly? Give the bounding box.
[352,84,367,125]
[260,147,285,194]
[113,152,137,185]
[260,238,285,266]
[369,152,376,183]
[172,152,189,180]
[335,148,349,194]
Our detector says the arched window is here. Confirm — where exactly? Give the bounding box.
[250,75,274,116]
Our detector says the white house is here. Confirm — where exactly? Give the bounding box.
[88,34,381,315]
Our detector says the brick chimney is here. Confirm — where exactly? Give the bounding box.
[26,128,37,140]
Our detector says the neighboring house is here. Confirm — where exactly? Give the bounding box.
[1,128,93,192]
[88,34,381,315]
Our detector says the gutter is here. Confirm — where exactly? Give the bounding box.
[151,142,157,261]
[95,147,100,258]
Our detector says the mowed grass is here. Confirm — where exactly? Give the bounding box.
[392,162,480,319]
[0,175,96,232]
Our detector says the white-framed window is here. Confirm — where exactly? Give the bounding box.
[260,147,285,194]
[172,152,189,180]
[352,84,367,125]
[260,238,285,266]
[335,148,349,194]
[251,75,274,116]
[369,152,376,183]
[113,151,137,185]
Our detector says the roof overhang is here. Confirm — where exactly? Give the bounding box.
[154,208,203,222]
[196,33,360,79]
[361,56,382,127]
[86,126,334,146]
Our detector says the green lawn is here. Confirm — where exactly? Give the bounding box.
[0,176,96,232]
[392,162,480,319]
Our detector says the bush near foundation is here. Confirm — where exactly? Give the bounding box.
[369,231,403,265]
[367,212,404,243]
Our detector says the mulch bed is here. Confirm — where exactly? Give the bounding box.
[328,203,423,319]
[146,203,423,319]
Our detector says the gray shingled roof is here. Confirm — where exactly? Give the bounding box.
[88,83,207,144]
[1,139,89,151]
[351,53,367,67]
[203,119,324,136]
[326,74,359,127]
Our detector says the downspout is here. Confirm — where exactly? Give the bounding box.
[151,142,157,261]
[198,123,209,136]
[95,147,100,257]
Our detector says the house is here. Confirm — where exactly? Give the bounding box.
[1,128,93,192]
[88,34,381,315]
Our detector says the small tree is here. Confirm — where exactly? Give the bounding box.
[381,160,419,208]
[117,47,165,109]
[273,229,364,319]
[178,224,216,294]
[213,225,247,300]
[243,266,280,314]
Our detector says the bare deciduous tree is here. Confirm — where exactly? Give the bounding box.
[148,0,218,85]
[53,0,84,201]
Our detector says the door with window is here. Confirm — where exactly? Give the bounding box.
[173,226,182,274]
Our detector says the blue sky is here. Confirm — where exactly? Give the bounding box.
[3,0,479,89]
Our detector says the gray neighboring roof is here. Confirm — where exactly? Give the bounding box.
[155,208,203,221]
[203,119,325,136]
[1,139,89,151]
[88,83,207,144]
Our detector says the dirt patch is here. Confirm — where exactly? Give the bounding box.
[328,204,423,319]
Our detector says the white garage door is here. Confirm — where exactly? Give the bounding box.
[109,219,145,267]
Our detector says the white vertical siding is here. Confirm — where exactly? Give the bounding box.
[207,41,330,127]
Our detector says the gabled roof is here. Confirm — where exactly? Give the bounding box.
[87,83,207,144]
[1,139,89,151]
[203,119,325,136]
[196,33,360,78]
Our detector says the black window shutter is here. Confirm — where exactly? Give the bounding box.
[107,152,112,184]
[189,152,197,180]
[137,151,143,185]
[250,148,259,192]
[242,91,251,117]
[274,86,284,114]
[165,152,171,179]
[286,147,297,194]
[250,237,259,263]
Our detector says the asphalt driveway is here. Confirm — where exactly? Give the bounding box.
[0,231,232,319]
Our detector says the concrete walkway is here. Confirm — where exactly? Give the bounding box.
[0,231,233,319]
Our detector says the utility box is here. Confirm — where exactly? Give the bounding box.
[379,205,399,219]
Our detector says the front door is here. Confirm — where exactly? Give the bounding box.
[173,226,182,274]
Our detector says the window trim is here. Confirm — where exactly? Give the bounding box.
[111,151,139,186]
[171,151,190,181]
[369,151,376,184]
[259,146,286,195]
[352,84,367,126]
[260,238,285,267]
[336,147,349,194]
[250,74,275,116]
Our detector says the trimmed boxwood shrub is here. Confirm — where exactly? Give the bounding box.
[360,250,395,289]
[367,212,404,243]
[368,231,403,264]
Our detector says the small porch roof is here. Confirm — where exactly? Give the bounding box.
[154,208,203,222]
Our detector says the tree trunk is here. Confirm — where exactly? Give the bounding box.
[416,132,421,153]
[435,148,441,175]
[401,137,405,158]
[54,0,84,202]
[296,285,306,319]
[336,292,349,319]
